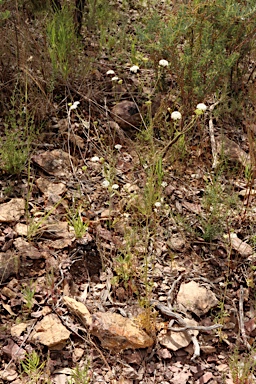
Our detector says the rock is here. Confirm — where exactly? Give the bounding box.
[168,233,185,251]
[0,251,19,283]
[14,223,29,237]
[0,368,18,382]
[30,313,70,348]
[223,233,253,257]
[177,281,218,316]
[0,198,25,222]
[159,319,199,351]
[13,238,41,259]
[36,177,66,197]
[216,135,250,167]
[62,296,153,351]
[32,149,76,177]
[11,322,32,337]
[90,312,154,351]
[111,101,141,130]
[62,296,92,327]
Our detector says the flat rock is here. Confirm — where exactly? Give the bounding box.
[177,281,218,316]
[14,223,29,237]
[90,312,154,351]
[0,251,19,283]
[216,135,250,167]
[159,319,198,351]
[30,313,70,348]
[36,177,66,197]
[62,296,92,327]
[0,198,25,222]
[13,238,41,259]
[223,233,253,257]
[32,149,75,177]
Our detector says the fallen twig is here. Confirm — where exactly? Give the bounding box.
[208,100,221,169]
[238,285,251,350]
[151,301,223,360]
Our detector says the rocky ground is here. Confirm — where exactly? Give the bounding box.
[1,1,256,383]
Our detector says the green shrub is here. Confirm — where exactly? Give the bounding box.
[136,0,256,110]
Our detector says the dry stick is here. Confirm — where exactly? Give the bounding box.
[241,124,256,219]
[161,124,195,159]
[166,272,185,308]
[151,301,223,361]
[208,100,221,169]
[238,285,251,351]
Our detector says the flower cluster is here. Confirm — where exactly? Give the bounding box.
[169,103,207,120]
[102,180,119,190]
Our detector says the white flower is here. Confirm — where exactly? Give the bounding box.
[130,65,139,74]
[111,184,119,190]
[91,156,100,162]
[154,202,161,208]
[111,76,119,82]
[70,101,80,110]
[159,59,169,67]
[161,181,167,188]
[114,144,122,151]
[102,180,110,188]
[106,69,115,75]
[196,103,207,111]
[171,111,182,120]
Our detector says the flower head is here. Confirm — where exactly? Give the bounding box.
[111,76,119,82]
[111,184,119,190]
[102,180,110,188]
[106,69,115,75]
[130,65,139,74]
[171,111,182,120]
[154,202,161,208]
[196,103,207,111]
[195,103,207,115]
[70,101,80,110]
[159,59,169,67]
[91,156,100,162]
[114,144,122,151]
